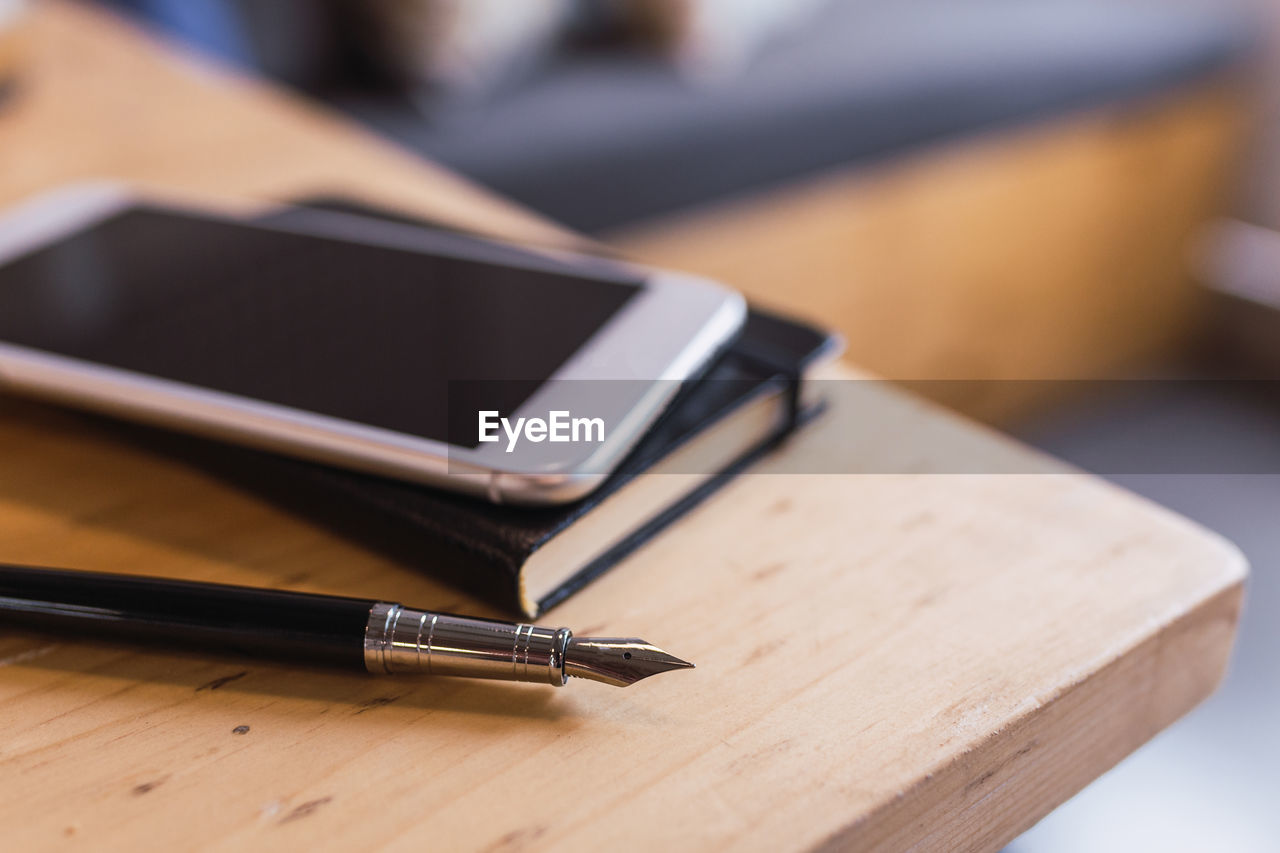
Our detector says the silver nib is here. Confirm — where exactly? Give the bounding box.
[563,637,695,687]
[363,605,692,688]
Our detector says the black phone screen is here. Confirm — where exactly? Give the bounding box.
[0,207,641,447]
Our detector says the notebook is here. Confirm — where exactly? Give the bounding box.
[154,200,841,616]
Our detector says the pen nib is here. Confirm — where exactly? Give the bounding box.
[563,637,694,687]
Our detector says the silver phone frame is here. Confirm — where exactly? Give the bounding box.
[0,184,746,505]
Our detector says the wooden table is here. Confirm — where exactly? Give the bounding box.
[0,3,1246,850]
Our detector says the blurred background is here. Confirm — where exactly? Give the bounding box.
[3,0,1279,848]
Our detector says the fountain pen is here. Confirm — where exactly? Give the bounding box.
[0,564,694,687]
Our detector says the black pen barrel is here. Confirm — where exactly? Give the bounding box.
[0,565,376,669]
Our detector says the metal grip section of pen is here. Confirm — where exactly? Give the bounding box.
[363,603,572,686]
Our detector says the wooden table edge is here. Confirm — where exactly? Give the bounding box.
[823,533,1247,851]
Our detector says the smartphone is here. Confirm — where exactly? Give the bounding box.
[0,185,745,505]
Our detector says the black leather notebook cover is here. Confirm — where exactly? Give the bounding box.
[156,200,836,617]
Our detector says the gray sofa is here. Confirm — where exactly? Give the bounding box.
[107,0,1252,232]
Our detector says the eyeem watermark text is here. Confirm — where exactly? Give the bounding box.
[478,411,606,452]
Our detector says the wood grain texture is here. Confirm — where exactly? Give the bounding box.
[612,80,1249,423]
[0,2,1248,851]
